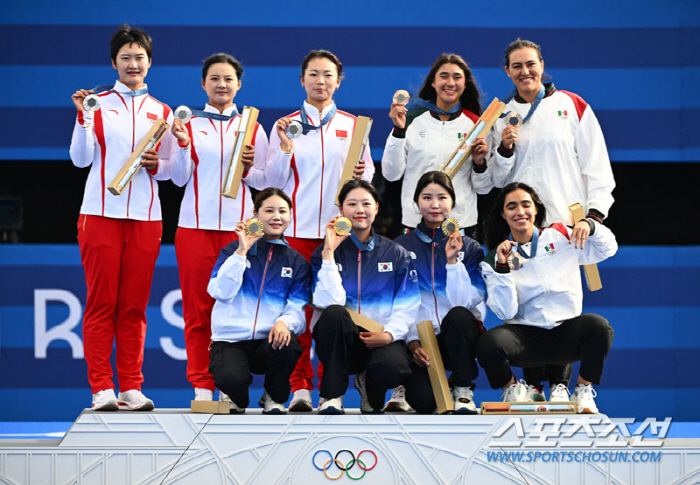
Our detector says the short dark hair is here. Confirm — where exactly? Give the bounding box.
[202,53,243,80]
[417,53,482,115]
[413,171,456,208]
[504,38,543,68]
[300,50,344,80]
[254,188,293,212]
[337,179,380,206]
[486,182,547,250]
[110,24,152,62]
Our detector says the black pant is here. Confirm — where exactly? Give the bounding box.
[403,306,483,414]
[476,314,614,389]
[209,337,302,408]
[313,305,412,410]
[523,364,572,388]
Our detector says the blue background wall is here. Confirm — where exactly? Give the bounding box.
[2,0,699,162]
[1,0,699,422]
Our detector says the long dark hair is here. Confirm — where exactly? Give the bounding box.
[413,171,456,208]
[486,182,547,250]
[417,53,482,115]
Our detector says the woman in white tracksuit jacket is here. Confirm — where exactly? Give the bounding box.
[477,182,616,414]
[169,53,268,402]
[381,53,492,239]
[265,50,374,411]
[489,39,616,399]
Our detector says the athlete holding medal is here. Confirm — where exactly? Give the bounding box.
[266,50,375,412]
[207,189,310,414]
[381,54,492,239]
[168,53,268,403]
[490,39,616,402]
[477,183,617,414]
[69,25,174,412]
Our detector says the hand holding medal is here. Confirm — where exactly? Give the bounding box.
[321,216,351,260]
[497,240,517,265]
[234,219,264,256]
[389,90,410,129]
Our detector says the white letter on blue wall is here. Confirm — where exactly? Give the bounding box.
[34,289,84,359]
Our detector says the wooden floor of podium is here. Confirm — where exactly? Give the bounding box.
[1,409,700,484]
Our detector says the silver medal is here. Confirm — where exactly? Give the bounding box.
[83,94,101,112]
[285,120,303,139]
[174,105,192,124]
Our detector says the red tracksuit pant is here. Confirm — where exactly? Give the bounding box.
[175,227,237,391]
[286,236,324,392]
[77,214,161,393]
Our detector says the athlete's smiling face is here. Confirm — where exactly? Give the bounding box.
[431,63,465,111]
[254,195,291,239]
[505,47,545,99]
[112,43,151,90]
[340,187,379,233]
[502,188,538,237]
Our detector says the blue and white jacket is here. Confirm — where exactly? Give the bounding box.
[395,221,486,342]
[208,237,311,342]
[312,231,420,342]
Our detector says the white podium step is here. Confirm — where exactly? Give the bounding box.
[1,409,699,484]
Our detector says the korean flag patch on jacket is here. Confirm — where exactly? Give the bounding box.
[378,262,393,272]
[281,267,293,278]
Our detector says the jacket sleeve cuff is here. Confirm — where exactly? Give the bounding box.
[147,161,159,176]
[586,209,604,224]
[497,143,514,158]
[495,262,511,274]
[472,161,487,173]
[392,126,407,139]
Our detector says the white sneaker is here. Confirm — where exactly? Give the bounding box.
[502,380,528,402]
[92,389,118,411]
[453,387,478,414]
[354,372,382,414]
[194,388,213,401]
[288,389,313,412]
[525,385,546,402]
[383,385,413,412]
[572,383,599,414]
[260,391,286,415]
[318,396,344,415]
[219,391,245,413]
[549,383,570,402]
[117,390,155,411]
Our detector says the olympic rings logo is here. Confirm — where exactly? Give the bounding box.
[312,449,378,480]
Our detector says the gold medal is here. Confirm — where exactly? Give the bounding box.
[441,218,460,236]
[393,90,410,106]
[333,217,352,235]
[245,218,263,237]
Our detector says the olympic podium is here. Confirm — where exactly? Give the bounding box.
[2,410,700,484]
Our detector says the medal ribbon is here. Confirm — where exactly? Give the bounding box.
[508,229,539,259]
[500,85,545,124]
[183,106,239,122]
[91,84,148,97]
[349,231,376,252]
[409,96,461,115]
[298,104,337,135]
[414,225,443,244]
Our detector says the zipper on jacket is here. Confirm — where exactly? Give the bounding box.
[126,96,136,218]
[431,229,441,327]
[218,120,224,230]
[318,115,325,237]
[252,246,273,339]
[357,250,362,313]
